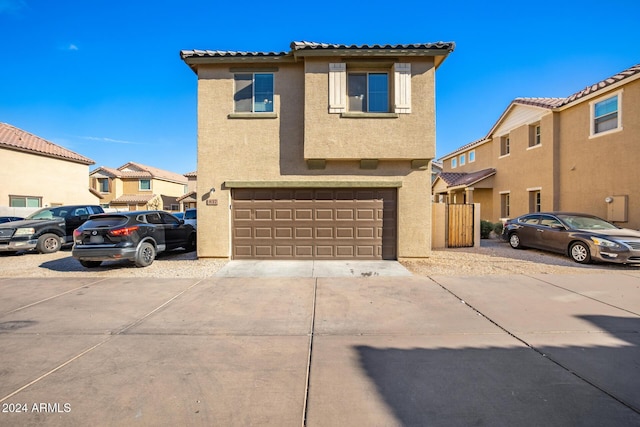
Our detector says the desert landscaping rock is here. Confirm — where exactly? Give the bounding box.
[0,239,636,278]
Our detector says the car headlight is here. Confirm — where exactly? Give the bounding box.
[590,237,622,249]
[14,227,35,236]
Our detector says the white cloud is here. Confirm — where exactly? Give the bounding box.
[81,136,144,145]
[68,44,79,51]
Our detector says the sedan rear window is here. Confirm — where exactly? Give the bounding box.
[82,216,129,228]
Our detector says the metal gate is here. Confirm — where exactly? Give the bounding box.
[447,204,474,248]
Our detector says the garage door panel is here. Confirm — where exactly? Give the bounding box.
[231,188,396,260]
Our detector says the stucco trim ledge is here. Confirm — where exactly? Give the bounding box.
[224,180,403,188]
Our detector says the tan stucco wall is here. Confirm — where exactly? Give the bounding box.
[491,112,557,219]
[556,80,640,227]
[1,149,95,206]
[195,60,436,259]
[303,58,436,160]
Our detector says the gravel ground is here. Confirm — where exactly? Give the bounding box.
[0,238,637,278]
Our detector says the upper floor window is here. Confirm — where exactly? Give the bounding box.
[469,150,475,163]
[459,153,466,166]
[529,124,541,147]
[98,178,109,193]
[329,63,411,114]
[348,72,389,113]
[139,179,151,191]
[591,93,621,136]
[500,135,510,156]
[451,158,457,169]
[234,73,274,113]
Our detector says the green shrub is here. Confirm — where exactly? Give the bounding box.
[480,220,494,239]
[493,222,504,235]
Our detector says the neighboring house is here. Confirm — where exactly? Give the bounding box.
[177,171,197,210]
[181,40,455,259]
[90,162,188,212]
[434,63,640,228]
[430,160,443,184]
[0,122,98,212]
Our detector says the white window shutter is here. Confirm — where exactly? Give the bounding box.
[394,63,411,114]
[329,63,346,113]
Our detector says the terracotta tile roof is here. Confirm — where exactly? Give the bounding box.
[110,194,156,204]
[181,41,455,62]
[560,63,640,106]
[0,122,94,165]
[440,63,640,161]
[184,171,197,178]
[290,41,455,52]
[176,191,196,202]
[119,162,187,184]
[436,168,496,188]
[92,162,187,184]
[513,97,566,108]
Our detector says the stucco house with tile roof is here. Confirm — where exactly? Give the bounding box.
[90,162,187,211]
[181,40,454,259]
[0,122,98,209]
[435,63,640,228]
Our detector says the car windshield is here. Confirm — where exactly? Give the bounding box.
[26,208,64,220]
[557,214,618,230]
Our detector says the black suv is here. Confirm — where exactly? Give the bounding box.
[0,205,104,254]
[72,210,196,268]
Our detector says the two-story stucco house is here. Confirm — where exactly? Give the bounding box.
[0,122,98,211]
[181,41,455,259]
[434,63,640,229]
[90,162,188,211]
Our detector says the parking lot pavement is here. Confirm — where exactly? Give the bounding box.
[0,274,639,426]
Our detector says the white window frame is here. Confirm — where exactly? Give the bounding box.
[459,153,466,166]
[590,89,623,138]
[139,179,151,191]
[528,124,541,149]
[499,135,510,157]
[451,158,457,169]
[499,191,510,219]
[329,62,411,114]
[469,150,475,163]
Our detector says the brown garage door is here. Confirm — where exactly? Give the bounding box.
[232,188,397,260]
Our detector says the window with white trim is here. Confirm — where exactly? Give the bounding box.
[139,179,151,191]
[529,124,541,147]
[529,190,541,213]
[500,192,510,218]
[234,73,274,113]
[9,195,41,207]
[469,150,475,163]
[591,92,621,135]
[348,72,389,112]
[459,153,466,166]
[451,158,457,169]
[500,135,510,156]
[329,63,411,114]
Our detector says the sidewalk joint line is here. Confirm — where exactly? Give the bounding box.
[1,278,109,318]
[0,279,205,403]
[301,277,318,426]
[430,276,640,415]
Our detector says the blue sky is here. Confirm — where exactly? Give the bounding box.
[1,0,639,175]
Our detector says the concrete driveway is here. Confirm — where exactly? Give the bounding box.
[0,272,639,426]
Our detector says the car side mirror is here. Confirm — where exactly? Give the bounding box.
[550,224,565,230]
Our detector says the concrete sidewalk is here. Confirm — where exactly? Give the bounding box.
[0,273,639,426]
[214,260,413,277]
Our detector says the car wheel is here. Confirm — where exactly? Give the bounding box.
[80,260,102,268]
[185,233,196,252]
[569,241,591,264]
[509,233,523,249]
[36,233,61,254]
[135,242,156,267]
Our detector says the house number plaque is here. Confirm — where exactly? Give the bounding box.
[206,199,218,206]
